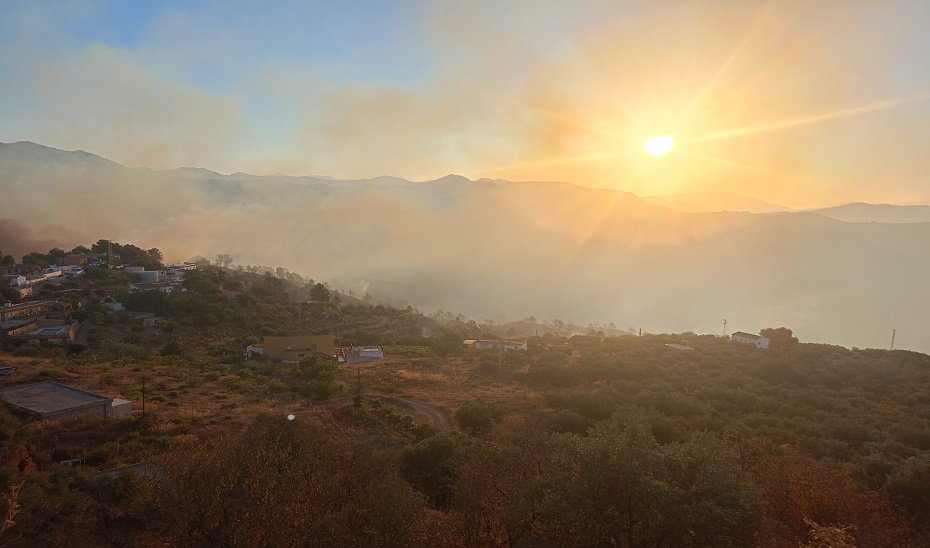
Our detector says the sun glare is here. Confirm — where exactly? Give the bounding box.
[643,135,675,157]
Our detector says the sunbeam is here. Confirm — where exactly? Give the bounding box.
[690,94,927,143]
[682,3,774,118]
[679,149,812,182]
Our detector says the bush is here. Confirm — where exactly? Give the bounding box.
[547,409,588,434]
[400,432,474,508]
[454,400,504,434]
[527,363,584,388]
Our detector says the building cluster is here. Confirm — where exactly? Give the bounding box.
[247,334,337,363]
[245,335,387,364]
[0,300,82,346]
[126,263,196,295]
[1,263,85,298]
[462,338,529,351]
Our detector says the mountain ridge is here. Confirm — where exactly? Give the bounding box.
[3,141,930,352]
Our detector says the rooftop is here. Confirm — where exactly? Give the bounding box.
[0,381,111,416]
[665,343,694,351]
[0,300,52,312]
[731,331,764,340]
[129,282,174,289]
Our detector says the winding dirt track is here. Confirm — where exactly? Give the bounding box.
[366,391,453,431]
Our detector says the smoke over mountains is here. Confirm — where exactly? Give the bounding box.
[2,141,928,352]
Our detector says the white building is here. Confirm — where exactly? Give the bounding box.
[40,267,62,279]
[358,345,385,359]
[473,338,528,351]
[128,282,175,294]
[2,274,26,287]
[731,331,769,349]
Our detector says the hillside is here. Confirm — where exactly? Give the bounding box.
[641,191,793,213]
[2,142,930,352]
[811,202,930,223]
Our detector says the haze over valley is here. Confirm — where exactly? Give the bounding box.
[7,3,930,546]
[3,140,928,352]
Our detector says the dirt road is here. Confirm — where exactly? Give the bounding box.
[366,391,453,431]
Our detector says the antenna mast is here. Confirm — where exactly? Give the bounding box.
[891,329,896,351]
[723,319,727,337]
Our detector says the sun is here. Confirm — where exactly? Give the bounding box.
[643,135,676,157]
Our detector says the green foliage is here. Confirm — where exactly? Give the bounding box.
[527,363,584,388]
[886,452,930,528]
[761,327,800,351]
[293,356,341,400]
[309,282,331,304]
[66,342,87,355]
[454,400,504,434]
[159,415,430,546]
[547,409,588,434]
[400,432,475,508]
[533,419,763,547]
[160,339,184,356]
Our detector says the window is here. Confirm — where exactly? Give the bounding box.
[310,344,317,350]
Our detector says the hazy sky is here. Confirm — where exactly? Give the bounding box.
[3,0,930,207]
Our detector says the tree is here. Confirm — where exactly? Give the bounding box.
[531,419,763,547]
[46,247,66,264]
[310,282,331,304]
[21,252,50,269]
[90,239,110,255]
[159,415,431,546]
[454,400,504,435]
[69,245,91,254]
[214,253,232,268]
[400,432,475,508]
[147,248,164,263]
[761,327,799,351]
[264,271,282,299]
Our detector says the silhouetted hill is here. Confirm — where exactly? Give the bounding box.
[811,202,930,223]
[641,191,792,213]
[2,142,929,352]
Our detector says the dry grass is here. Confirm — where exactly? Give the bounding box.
[0,351,546,464]
[341,356,544,417]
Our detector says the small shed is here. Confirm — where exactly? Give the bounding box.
[111,398,132,418]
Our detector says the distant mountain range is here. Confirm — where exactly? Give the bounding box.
[808,202,930,224]
[640,192,793,214]
[2,141,929,352]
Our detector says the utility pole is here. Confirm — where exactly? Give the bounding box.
[499,337,504,372]
[891,329,896,350]
[723,319,727,337]
[141,375,146,418]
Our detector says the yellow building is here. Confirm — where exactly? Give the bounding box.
[247,334,335,362]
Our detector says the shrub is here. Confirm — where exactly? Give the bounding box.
[454,400,504,434]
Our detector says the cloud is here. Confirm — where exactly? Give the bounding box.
[3,1,930,206]
[1,44,247,172]
[0,218,77,259]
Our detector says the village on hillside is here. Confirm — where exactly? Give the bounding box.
[0,241,925,545]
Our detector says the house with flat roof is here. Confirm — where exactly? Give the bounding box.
[731,331,769,349]
[0,382,128,420]
[5,319,79,346]
[60,253,101,266]
[0,300,53,322]
[473,338,528,351]
[128,282,175,294]
[247,334,335,362]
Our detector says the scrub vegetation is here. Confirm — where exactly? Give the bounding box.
[1,243,929,545]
